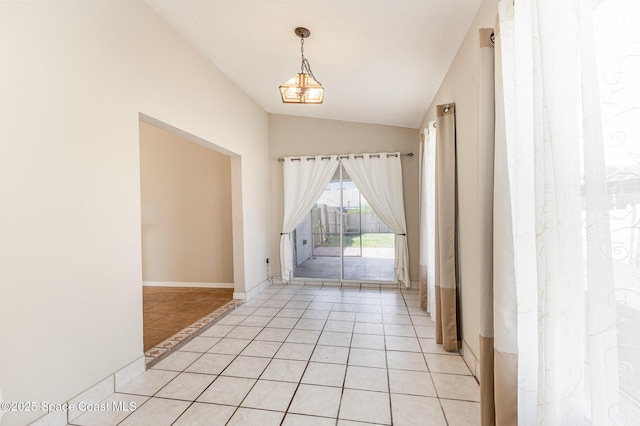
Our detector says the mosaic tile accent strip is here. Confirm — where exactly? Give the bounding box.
[145,299,243,366]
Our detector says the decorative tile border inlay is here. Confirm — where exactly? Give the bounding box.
[144,298,243,366]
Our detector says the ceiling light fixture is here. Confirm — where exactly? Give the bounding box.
[279,27,324,104]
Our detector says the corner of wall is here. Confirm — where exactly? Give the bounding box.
[461,339,481,381]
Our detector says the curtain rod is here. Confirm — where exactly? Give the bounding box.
[277,152,413,162]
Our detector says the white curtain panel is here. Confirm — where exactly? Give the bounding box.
[341,153,410,287]
[280,156,339,282]
[497,0,634,423]
[421,124,437,315]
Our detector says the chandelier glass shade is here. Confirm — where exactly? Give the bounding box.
[279,27,324,104]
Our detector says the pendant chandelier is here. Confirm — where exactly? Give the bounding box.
[279,27,325,104]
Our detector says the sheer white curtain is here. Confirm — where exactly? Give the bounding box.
[341,153,410,287]
[419,124,437,315]
[280,156,339,282]
[497,0,638,423]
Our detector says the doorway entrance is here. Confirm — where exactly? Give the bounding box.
[138,115,238,356]
[292,164,395,282]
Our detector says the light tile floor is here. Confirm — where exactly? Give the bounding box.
[71,283,480,425]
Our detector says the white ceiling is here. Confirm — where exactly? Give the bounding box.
[144,0,483,129]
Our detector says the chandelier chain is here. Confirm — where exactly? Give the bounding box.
[299,36,322,85]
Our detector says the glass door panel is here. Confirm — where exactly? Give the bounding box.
[293,164,395,282]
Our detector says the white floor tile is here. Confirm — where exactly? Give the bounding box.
[440,398,482,426]
[289,384,342,418]
[71,393,147,426]
[431,373,480,402]
[229,306,257,316]
[295,318,327,331]
[227,407,285,426]
[414,325,436,338]
[116,369,178,396]
[382,305,409,315]
[286,329,321,344]
[241,379,297,411]
[185,353,235,375]
[267,317,299,329]
[357,304,382,314]
[261,359,308,382]
[419,338,451,354]
[353,322,384,335]
[197,376,255,405]
[261,299,287,309]
[390,394,446,426]
[173,402,235,426]
[383,314,412,325]
[255,327,291,342]
[388,369,436,397]
[425,354,472,375]
[355,313,383,323]
[314,295,338,303]
[324,320,355,333]
[221,356,270,379]
[383,324,416,337]
[329,311,356,321]
[276,308,306,318]
[351,334,385,350]
[301,303,331,320]
[240,315,272,327]
[254,307,283,316]
[302,362,346,387]
[285,301,311,309]
[240,340,282,358]
[216,315,247,326]
[308,302,334,311]
[225,325,262,340]
[333,303,358,312]
[283,413,337,426]
[359,298,382,306]
[292,294,315,302]
[348,348,387,368]
[411,316,436,327]
[386,351,428,371]
[151,351,201,372]
[311,345,350,364]
[178,336,220,353]
[318,331,352,347]
[118,397,190,426]
[155,372,215,401]
[385,335,421,352]
[275,342,315,361]
[339,389,391,425]
[207,338,251,355]
[200,324,235,338]
[344,366,388,392]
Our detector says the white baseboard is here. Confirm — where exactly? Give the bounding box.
[32,356,145,425]
[461,339,480,380]
[143,281,234,289]
[233,292,246,300]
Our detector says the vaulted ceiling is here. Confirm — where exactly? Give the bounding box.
[145,0,483,129]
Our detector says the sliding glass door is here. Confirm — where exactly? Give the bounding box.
[292,164,395,282]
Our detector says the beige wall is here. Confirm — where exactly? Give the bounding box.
[269,114,420,283]
[0,1,270,425]
[421,0,499,365]
[139,121,233,284]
